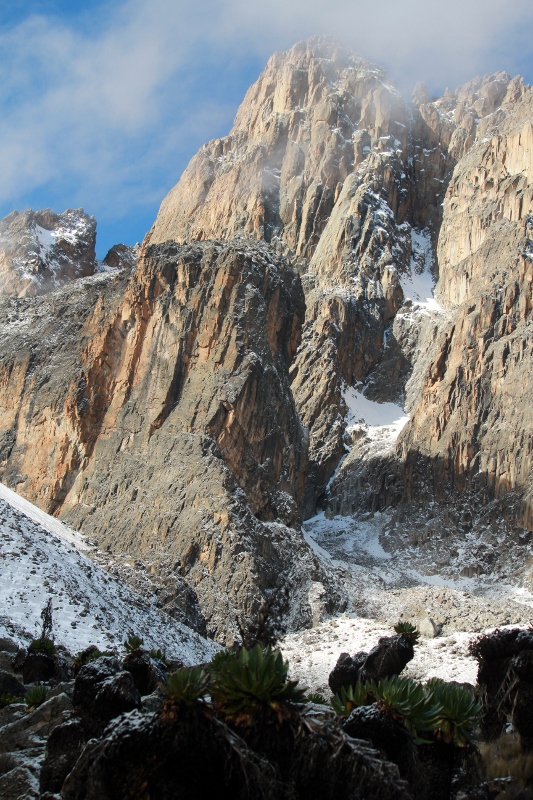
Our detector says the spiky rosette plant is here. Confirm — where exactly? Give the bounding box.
[332,682,370,717]
[208,648,235,676]
[149,648,169,667]
[370,675,441,742]
[74,645,113,671]
[426,678,482,746]
[124,634,144,653]
[210,644,307,725]
[28,598,56,657]
[24,685,48,711]
[393,621,421,646]
[306,691,328,706]
[163,666,210,707]
[28,637,55,656]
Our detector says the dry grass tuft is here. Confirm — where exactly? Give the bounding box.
[481,733,533,796]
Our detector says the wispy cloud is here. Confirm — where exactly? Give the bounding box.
[1,0,532,251]
[217,0,533,91]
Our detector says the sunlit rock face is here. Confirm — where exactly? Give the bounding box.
[0,208,97,297]
[148,37,529,526]
[0,239,323,644]
[2,37,533,641]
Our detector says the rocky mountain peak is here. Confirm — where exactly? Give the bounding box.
[1,38,533,648]
[0,207,97,298]
[148,36,406,257]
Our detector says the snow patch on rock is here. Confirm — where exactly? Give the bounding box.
[342,384,409,460]
[399,228,443,312]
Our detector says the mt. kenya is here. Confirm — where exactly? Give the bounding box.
[1,36,533,654]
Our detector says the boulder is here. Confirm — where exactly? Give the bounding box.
[0,764,39,800]
[90,672,141,728]
[72,657,121,710]
[342,704,414,782]
[123,651,165,696]
[329,634,415,695]
[0,653,18,673]
[73,656,140,734]
[40,718,87,795]
[53,652,72,682]
[0,670,25,699]
[328,651,367,695]
[61,709,285,800]
[0,693,72,753]
[11,649,26,674]
[360,635,415,683]
[22,653,55,684]
[418,617,440,638]
[0,639,18,654]
[60,705,412,800]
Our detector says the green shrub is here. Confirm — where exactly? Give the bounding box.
[393,621,421,646]
[124,635,144,653]
[74,646,113,670]
[426,678,481,746]
[306,691,328,705]
[210,644,307,724]
[332,682,369,717]
[163,666,209,706]
[149,648,169,666]
[28,637,55,657]
[24,685,48,710]
[370,675,441,742]
[0,693,19,709]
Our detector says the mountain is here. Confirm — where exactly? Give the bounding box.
[0,481,218,662]
[0,209,98,298]
[1,36,533,644]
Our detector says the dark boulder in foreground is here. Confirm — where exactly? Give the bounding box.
[329,633,415,695]
[59,703,412,800]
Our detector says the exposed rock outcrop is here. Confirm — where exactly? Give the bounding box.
[147,38,523,518]
[0,209,97,298]
[102,243,139,270]
[0,240,329,644]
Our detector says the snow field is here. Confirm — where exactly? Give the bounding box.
[280,616,478,697]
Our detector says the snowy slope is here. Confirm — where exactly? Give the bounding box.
[0,483,219,663]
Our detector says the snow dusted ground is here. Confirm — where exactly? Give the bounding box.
[0,483,219,663]
[280,617,478,696]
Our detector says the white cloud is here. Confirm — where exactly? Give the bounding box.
[216,0,533,91]
[0,0,532,233]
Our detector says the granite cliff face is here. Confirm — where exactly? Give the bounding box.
[0,240,329,644]
[149,37,531,527]
[397,81,533,534]
[322,68,533,581]
[1,37,533,639]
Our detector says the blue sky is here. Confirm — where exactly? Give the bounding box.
[1,0,533,258]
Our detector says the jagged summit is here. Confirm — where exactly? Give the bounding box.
[0,207,97,298]
[148,36,405,251]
